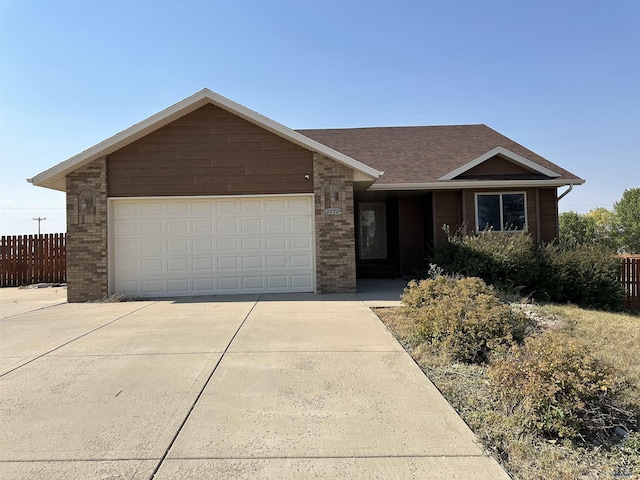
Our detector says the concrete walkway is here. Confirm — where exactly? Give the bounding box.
[0,287,508,479]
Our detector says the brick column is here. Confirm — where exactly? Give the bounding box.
[313,154,356,293]
[66,157,108,302]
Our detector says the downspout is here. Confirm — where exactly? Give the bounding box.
[535,189,541,242]
[556,184,574,239]
[557,184,573,202]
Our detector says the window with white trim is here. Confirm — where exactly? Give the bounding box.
[476,192,527,232]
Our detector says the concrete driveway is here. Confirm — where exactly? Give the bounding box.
[0,287,508,479]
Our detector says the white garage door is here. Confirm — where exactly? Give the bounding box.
[110,195,314,297]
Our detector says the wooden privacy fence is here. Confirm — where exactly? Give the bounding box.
[0,234,66,287]
[620,255,640,312]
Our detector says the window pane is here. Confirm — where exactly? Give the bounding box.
[477,195,501,231]
[502,194,526,230]
[359,204,387,259]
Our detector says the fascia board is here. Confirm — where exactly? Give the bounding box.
[29,89,381,191]
[438,146,561,181]
[368,178,585,191]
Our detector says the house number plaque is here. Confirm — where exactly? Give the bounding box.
[324,208,343,215]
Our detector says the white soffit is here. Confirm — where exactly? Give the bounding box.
[438,146,561,181]
[368,178,585,191]
[28,88,381,191]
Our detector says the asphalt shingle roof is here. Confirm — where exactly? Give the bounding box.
[297,124,582,185]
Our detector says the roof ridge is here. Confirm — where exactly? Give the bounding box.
[297,124,487,132]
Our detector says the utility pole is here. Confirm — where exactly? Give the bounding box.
[33,217,46,236]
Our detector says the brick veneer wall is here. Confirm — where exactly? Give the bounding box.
[313,154,356,293]
[66,157,108,302]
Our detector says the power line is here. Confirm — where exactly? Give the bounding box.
[33,217,46,235]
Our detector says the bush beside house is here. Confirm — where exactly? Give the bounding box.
[434,229,625,311]
[402,276,530,363]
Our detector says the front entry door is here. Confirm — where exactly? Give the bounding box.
[358,202,387,260]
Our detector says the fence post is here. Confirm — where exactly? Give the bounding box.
[621,255,640,312]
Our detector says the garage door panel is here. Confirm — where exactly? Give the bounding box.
[266,218,286,232]
[214,257,235,270]
[216,218,238,233]
[139,202,163,215]
[141,239,162,255]
[141,258,164,273]
[267,255,287,268]
[243,277,264,289]
[114,239,138,256]
[290,198,312,214]
[191,202,213,216]
[242,256,263,269]
[265,237,286,250]
[290,216,312,231]
[218,277,240,291]
[215,201,239,215]
[290,236,312,249]
[241,218,262,232]
[291,274,313,288]
[217,238,238,252]
[194,257,215,271]
[111,196,314,297]
[192,239,213,253]
[117,279,139,293]
[168,278,190,293]
[167,239,189,254]
[168,258,189,272]
[266,276,288,289]
[142,279,164,293]
[193,278,214,293]
[241,200,262,214]
[113,202,138,216]
[167,220,189,235]
[165,201,188,216]
[265,199,286,213]
[115,259,138,274]
[241,237,262,250]
[192,219,213,234]
[291,255,312,268]
[115,222,137,237]
[140,221,163,237]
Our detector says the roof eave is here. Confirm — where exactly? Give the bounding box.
[368,178,585,191]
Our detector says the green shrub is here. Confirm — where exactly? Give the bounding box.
[488,331,634,443]
[433,228,625,311]
[402,276,531,363]
[434,228,539,292]
[539,243,625,311]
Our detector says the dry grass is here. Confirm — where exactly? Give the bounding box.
[542,304,640,409]
[375,305,640,480]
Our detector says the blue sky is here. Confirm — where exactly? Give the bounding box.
[1,0,638,235]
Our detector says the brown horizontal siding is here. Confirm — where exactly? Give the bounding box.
[538,188,558,242]
[110,150,309,164]
[110,165,313,178]
[433,190,462,245]
[457,155,546,180]
[107,104,314,197]
[108,182,310,197]
[114,140,302,153]
[398,197,425,274]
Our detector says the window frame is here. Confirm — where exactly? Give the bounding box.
[474,191,528,233]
